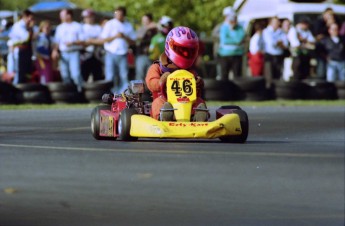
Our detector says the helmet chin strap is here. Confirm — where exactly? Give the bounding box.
[159,53,179,73]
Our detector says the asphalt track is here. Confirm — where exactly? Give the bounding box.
[0,106,344,226]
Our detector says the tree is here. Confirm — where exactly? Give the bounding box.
[0,0,36,11]
[70,0,234,35]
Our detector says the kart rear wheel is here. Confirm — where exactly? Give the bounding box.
[220,109,249,143]
[118,108,138,141]
[91,105,113,140]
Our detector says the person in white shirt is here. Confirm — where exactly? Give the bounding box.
[288,18,315,80]
[80,9,103,82]
[88,6,136,93]
[8,9,34,84]
[248,22,265,76]
[52,9,84,92]
[262,17,289,80]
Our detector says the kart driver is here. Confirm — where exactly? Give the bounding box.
[145,26,208,121]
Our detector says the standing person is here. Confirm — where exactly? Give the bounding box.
[281,19,292,58]
[149,16,173,61]
[89,6,136,93]
[135,13,157,80]
[313,8,340,79]
[262,16,289,81]
[80,9,103,82]
[217,10,245,80]
[8,9,34,84]
[288,18,315,80]
[52,9,84,92]
[313,8,340,41]
[35,20,54,84]
[248,22,265,76]
[340,21,345,36]
[212,6,234,80]
[320,23,345,82]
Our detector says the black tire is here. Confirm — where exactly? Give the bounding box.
[0,82,24,104]
[46,82,77,92]
[303,80,337,100]
[273,81,307,100]
[337,89,345,99]
[220,109,249,143]
[233,77,266,92]
[334,81,345,89]
[204,90,228,101]
[15,83,48,92]
[91,105,114,140]
[118,108,138,141]
[83,81,113,91]
[245,90,269,101]
[203,80,240,101]
[22,90,52,104]
[84,90,106,102]
[51,91,85,103]
[203,79,229,90]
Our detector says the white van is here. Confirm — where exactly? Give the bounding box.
[234,0,345,31]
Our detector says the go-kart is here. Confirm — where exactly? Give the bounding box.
[91,70,249,143]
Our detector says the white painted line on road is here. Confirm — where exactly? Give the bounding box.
[0,143,342,159]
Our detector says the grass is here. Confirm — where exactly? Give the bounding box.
[0,100,344,110]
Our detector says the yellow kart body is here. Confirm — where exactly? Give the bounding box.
[129,70,243,139]
[130,114,242,139]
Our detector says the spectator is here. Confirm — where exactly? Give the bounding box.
[248,22,265,76]
[313,8,340,40]
[52,9,84,92]
[81,9,103,82]
[262,16,289,81]
[0,19,12,63]
[89,6,136,93]
[218,9,245,80]
[149,16,173,61]
[135,13,157,80]
[340,21,345,36]
[8,9,35,84]
[313,8,340,79]
[320,23,345,82]
[288,18,315,80]
[282,19,291,35]
[212,6,234,79]
[281,19,292,58]
[35,20,54,84]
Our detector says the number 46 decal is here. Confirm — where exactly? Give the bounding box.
[171,79,193,96]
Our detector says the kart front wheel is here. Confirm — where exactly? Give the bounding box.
[220,109,249,143]
[91,105,114,140]
[118,108,138,141]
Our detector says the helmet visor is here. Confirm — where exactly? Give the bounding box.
[170,40,198,60]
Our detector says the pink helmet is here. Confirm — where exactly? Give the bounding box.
[165,26,199,69]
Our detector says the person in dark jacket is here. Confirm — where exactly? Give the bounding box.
[313,7,341,79]
[320,23,345,82]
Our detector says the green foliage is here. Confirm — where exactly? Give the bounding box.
[0,0,37,10]
[71,0,235,35]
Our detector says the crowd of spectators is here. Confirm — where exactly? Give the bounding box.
[245,7,345,83]
[0,5,344,96]
[0,6,178,94]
